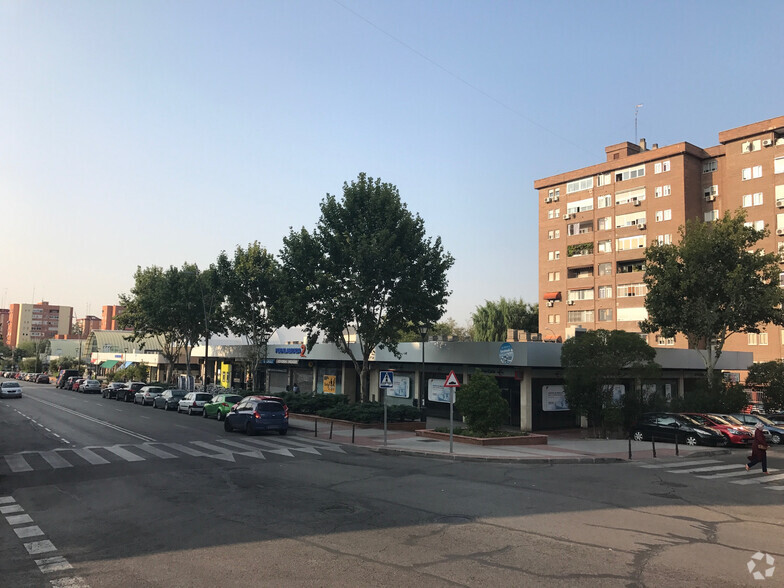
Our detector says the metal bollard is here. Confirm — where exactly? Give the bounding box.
[329,421,333,440]
[674,434,679,457]
[352,424,355,444]
[628,436,632,460]
[652,436,657,458]
[314,419,318,437]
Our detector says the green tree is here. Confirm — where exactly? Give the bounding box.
[217,241,282,391]
[397,318,470,342]
[280,173,454,403]
[561,329,660,436]
[454,371,510,435]
[745,361,784,412]
[642,209,784,387]
[471,298,538,341]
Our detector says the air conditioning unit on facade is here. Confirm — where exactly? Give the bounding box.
[777,199,784,208]
[553,196,560,201]
[763,139,773,147]
[704,194,716,202]
[633,200,641,206]
[545,197,552,203]
[567,300,575,306]
[638,223,646,230]
[563,214,571,220]
[546,301,554,307]
[777,228,784,236]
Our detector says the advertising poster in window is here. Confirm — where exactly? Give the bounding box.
[220,362,232,389]
[542,385,569,411]
[428,379,452,403]
[388,375,410,398]
[323,375,336,394]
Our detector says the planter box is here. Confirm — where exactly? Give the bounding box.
[291,413,423,431]
[415,429,548,446]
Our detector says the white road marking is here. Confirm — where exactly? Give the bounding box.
[40,451,73,469]
[102,445,145,462]
[35,556,73,573]
[0,496,16,504]
[731,472,784,485]
[0,504,24,514]
[697,468,778,479]
[6,514,34,525]
[25,539,57,555]
[667,464,740,474]
[214,439,268,459]
[639,459,719,469]
[51,577,90,587]
[134,443,178,459]
[70,448,110,466]
[14,525,44,538]
[241,438,294,457]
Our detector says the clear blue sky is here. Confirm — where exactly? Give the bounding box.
[2,0,782,327]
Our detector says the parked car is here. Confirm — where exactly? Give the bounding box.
[177,392,213,415]
[102,382,126,399]
[766,413,784,425]
[681,413,752,446]
[708,414,773,444]
[224,398,288,435]
[631,412,726,446]
[727,413,784,445]
[202,394,244,421]
[0,381,23,398]
[56,369,80,388]
[135,385,164,406]
[35,374,50,384]
[116,382,146,402]
[153,389,188,410]
[243,395,289,418]
[78,379,102,394]
[71,378,85,391]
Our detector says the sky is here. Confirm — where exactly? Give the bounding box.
[2,0,783,330]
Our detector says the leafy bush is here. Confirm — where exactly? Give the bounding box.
[278,392,348,414]
[454,370,509,435]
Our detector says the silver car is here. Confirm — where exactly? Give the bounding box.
[79,379,102,394]
[1,381,23,398]
[177,392,213,415]
[135,385,164,406]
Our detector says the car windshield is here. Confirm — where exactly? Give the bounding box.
[1,382,20,388]
[755,415,775,426]
[719,415,743,425]
[707,415,730,425]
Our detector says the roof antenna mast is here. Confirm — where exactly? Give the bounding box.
[635,104,643,143]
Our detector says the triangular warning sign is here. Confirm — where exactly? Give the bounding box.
[381,372,393,387]
[443,370,461,387]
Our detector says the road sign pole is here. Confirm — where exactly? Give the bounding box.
[449,388,454,454]
[384,392,387,447]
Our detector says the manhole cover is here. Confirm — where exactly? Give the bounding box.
[434,515,474,524]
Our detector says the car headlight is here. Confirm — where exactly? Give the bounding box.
[727,428,742,435]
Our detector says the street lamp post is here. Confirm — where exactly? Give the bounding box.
[418,324,429,423]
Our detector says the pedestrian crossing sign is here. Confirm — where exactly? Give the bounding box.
[380,370,394,388]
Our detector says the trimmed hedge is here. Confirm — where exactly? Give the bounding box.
[277,392,422,423]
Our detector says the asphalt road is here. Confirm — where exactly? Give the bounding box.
[1,380,782,587]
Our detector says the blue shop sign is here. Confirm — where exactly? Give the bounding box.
[499,342,514,365]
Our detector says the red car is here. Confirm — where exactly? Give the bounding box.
[71,378,85,391]
[682,413,752,446]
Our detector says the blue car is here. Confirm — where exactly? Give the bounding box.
[224,399,288,436]
[729,413,784,445]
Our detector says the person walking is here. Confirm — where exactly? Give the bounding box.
[746,422,770,474]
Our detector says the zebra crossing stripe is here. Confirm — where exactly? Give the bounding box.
[14,525,44,539]
[34,556,72,573]
[731,472,784,485]
[5,455,33,473]
[240,438,294,457]
[162,443,213,458]
[213,439,267,459]
[71,448,110,466]
[697,468,779,479]
[134,443,178,460]
[667,464,741,474]
[639,459,719,469]
[40,451,72,469]
[190,441,237,462]
[102,446,145,462]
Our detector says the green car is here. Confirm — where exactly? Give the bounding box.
[203,394,244,421]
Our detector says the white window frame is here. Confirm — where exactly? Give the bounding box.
[566,177,594,194]
[597,194,612,209]
[702,159,718,174]
[615,165,645,182]
[598,285,613,298]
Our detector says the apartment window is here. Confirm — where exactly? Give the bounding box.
[755,220,765,231]
[654,186,662,198]
[566,197,594,214]
[548,229,560,240]
[656,336,675,346]
[615,165,645,182]
[617,283,647,297]
[548,314,561,324]
[760,332,769,346]
[597,173,611,187]
[598,308,613,322]
[548,250,560,261]
[742,140,762,153]
[754,192,763,205]
[568,288,594,302]
[703,185,718,200]
[598,285,613,298]
[547,208,561,219]
[615,211,646,228]
[597,262,612,276]
[743,194,753,207]
[616,235,647,251]
[743,166,763,180]
[566,177,594,194]
[657,234,672,245]
[704,210,719,222]
[703,159,718,174]
[597,240,612,254]
[597,194,612,209]
[598,216,612,231]
[615,187,646,206]
[775,157,784,174]
[554,188,560,199]
[748,333,758,346]
[780,272,784,287]
[655,209,672,222]
[654,160,671,174]
[548,271,560,282]
[568,310,594,323]
[617,306,648,321]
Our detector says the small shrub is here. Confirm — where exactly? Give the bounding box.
[454,370,510,436]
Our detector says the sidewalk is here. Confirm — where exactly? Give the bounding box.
[288,416,731,464]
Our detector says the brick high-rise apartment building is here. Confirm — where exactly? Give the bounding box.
[101,305,127,331]
[5,301,73,347]
[535,115,784,363]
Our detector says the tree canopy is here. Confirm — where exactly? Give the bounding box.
[217,241,282,390]
[561,329,659,435]
[454,370,510,435]
[279,173,454,402]
[471,298,538,341]
[641,209,784,383]
[745,361,784,412]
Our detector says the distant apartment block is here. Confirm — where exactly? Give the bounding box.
[0,308,9,345]
[6,301,73,347]
[535,115,784,363]
[101,305,127,331]
[76,315,101,338]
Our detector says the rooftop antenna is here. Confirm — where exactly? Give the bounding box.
[635,104,643,143]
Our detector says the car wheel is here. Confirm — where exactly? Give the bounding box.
[771,433,782,445]
[224,419,232,432]
[188,407,193,416]
[279,429,287,436]
[245,422,255,436]
[217,411,224,422]
[632,430,644,442]
[685,435,699,446]
[202,409,208,418]
[164,404,170,411]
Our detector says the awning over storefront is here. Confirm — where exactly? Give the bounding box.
[100,360,120,369]
[121,361,135,369]
[543,291,561,301]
